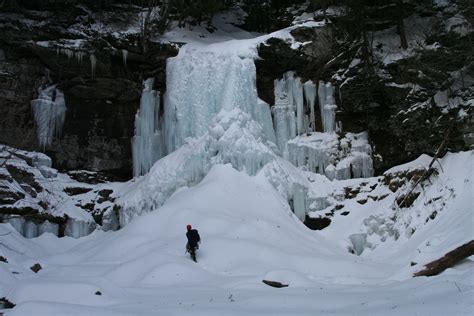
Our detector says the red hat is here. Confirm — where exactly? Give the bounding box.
[186,224,192,230]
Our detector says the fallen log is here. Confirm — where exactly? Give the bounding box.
[414,240,474,277]
[262,280,289,288]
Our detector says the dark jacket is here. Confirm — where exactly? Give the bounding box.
[186,229,201,249]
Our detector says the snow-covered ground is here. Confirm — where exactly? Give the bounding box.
[1,152,473,315]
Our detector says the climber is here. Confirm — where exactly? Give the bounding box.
[185,224,201,262]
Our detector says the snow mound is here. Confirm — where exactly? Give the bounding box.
[119,109,308,225]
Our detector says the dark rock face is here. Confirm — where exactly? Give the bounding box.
[0,11,177,179]
[256,26,334,105]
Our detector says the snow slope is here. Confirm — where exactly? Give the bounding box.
[1,155,473,315]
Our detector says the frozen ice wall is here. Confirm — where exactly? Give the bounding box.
[272,72,317,158]
[163,51,276,155]
[288,132,374,180]
[31,85,66,150]
[132,79,164,177]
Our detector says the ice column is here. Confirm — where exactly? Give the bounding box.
[122,49,128,67]
[292,183,308,221]
[24,221,39,238]
[31,85,67,149]
[272,75,296,158]
[291,77,305,135]
[90,53,97,78]
[303,80,316,132]
[132,78,163,177]
[318,81,337,133]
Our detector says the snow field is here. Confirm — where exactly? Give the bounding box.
[1,159,473,315]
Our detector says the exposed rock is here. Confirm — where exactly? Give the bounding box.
[0,10,178,178]
[19,184,37,198]
[97,189,114,203]
[67,170,108,184]
[304,216,331,230]
[76,203,95,212]
[0,207,66,225]
[262,280,289,288]
[0,256,7,263]
[5,164,42,192]
[256,24,335,105]
[30,263,42,273]
[344,187,360,199]
[396,192,421,208]
[0,297,15,309]
[63,187,93,196]
[0,187,25,205]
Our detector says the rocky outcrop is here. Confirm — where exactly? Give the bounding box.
[256,26,334,106]
[0,8,177,179]
[0,145,120,238]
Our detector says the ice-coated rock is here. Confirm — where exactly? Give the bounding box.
[31,85,66,149]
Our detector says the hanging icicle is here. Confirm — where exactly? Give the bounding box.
[122,49,128,67]
[90,53,97,78]
[132,78,163,177]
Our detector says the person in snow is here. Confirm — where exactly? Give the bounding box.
[186,224,201,262]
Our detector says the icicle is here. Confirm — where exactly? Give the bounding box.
[75,51,85,63]
[132,78,163,177]
[122,49,128,67]
[303,80,316,132]
[60,48,74,60]
[90,53,97,78]
[31,85,67,150]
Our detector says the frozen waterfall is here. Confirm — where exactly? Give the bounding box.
[132,78,164,177]
[131,52,276,177]
[31,85,66,149]
[123,47,373,225]
[163,51,276,155]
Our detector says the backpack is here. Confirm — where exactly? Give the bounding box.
[187,229,200,245]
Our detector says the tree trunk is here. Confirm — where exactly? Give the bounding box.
[397,0,408,49]
[414,240,474,277]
